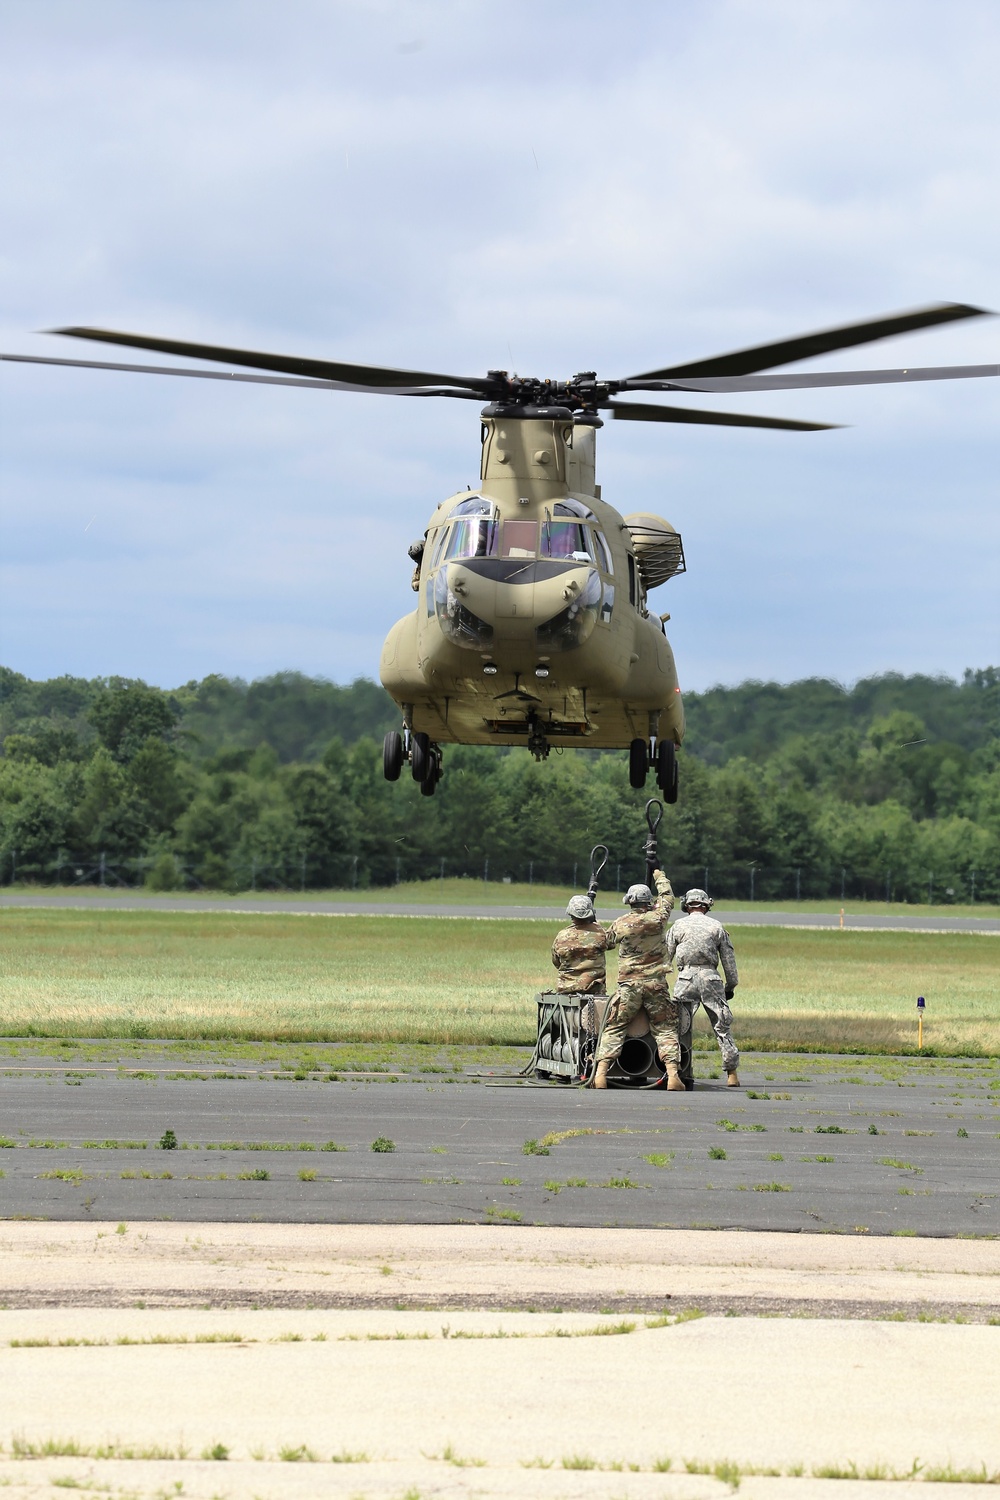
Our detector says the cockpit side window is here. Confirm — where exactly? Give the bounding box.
[554,498,596,521]
[592,530,613,573]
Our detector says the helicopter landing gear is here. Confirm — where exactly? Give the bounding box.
[409,731,443,794]
[656,738,678,803]
[628,737,648,789]
[382,730,404,781]
[420,754,441,796]
[527,714,551,762]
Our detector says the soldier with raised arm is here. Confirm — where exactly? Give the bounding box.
[667,888,741,1088]
[592,868,684,1092]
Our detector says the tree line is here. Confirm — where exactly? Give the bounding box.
[1,664,998,902]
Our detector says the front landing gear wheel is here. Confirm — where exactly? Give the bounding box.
[628,737,649,789]
[411,731,431,783]
[656,739,678,803]
[382,730,403,782]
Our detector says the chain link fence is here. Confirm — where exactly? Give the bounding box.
[1,846,994,905]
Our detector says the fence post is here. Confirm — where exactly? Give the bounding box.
[99,851,106,888]
[11,849,15,885]
[928,870,933,905]
[572,861,577,888]
[971,869,976,904]
[616,863,621,892]
[352,854,359,889]
[528,861,533,886]
[251,857,256,891]
[484,857,489,885]
[395,857,401,885]
[300,854,306,893]
[439,857,445,884]
[840,867,846,901]
[703,867,709,892]
[885,870,891,904]
[795,868,801,902]
[749,865,755,902]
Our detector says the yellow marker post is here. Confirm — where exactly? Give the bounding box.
[917,995,925,1050]
[839,907,845,930]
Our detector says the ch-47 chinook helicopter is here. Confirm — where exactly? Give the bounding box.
[3,302,996,799]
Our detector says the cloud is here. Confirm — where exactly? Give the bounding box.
[0,0,997,691]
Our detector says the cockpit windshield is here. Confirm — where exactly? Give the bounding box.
[540,521,594,562]
[443,518,499,561]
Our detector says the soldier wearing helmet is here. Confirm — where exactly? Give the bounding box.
[667,889,741,1088]
[550,893,610,997]
[592,867,684,1091]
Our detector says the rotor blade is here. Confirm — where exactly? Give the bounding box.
[1,351,484,397]
[50,325,492,392]
[607,400,837,431]
[627,362,1000,394]
[624,302,991,380]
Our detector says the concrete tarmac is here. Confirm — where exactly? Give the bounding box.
[1,1050,997,1241]
[3,890,998,931]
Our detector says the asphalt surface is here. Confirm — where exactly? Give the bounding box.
[1,1049,997,1234]
[2,891,998,931]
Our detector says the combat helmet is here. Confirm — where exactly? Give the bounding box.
[681,888,714,912]
[623,883,654,907]
[566,894,595,921]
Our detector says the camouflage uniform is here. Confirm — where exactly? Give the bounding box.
[550,923,608,995]
[666,912,740,1075]
[596,871,679,1067]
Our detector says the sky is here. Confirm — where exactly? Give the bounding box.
[0,0,998,694]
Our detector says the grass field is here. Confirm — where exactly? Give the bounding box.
[1,910,997,1055]
[5,877,999,919]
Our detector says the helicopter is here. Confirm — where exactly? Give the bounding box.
[2,302,996,799]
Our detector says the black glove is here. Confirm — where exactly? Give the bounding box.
[643,840,658,863]
[724,987,734,1001]
[586,882,598,901]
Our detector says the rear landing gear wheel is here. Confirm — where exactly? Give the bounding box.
[419,759,439,796]
[382,730,403,782]
[411,731,431,783]
[628,737,648,789]
[656,739,678,803]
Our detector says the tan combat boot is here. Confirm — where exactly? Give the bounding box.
[727,1070,741,1088]
[592,1059,610,1089]
[666,1062,685,1091]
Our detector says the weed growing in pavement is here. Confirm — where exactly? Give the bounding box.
[371,1137,395,1153]
[643,1152,674,1168]
[298,1168,316,1181]
[709,1147,727,1160]
[522,1138,550,1156]
[158,1130,177,1150]
[237,1168,269,1181]
[485,1205,522,1222]
[753,1182,792,1192]
[202,1443,229,1461]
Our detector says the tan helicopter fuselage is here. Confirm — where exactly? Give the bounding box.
[379,414,685,751]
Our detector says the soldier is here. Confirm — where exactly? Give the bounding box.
[550,894,609,995]
[592,868,684,1092]
[667,888,741,1088]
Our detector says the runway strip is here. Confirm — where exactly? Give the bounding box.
[2,890,998,931]
[0,1227,998,1500]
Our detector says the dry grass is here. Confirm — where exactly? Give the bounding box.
[0,910,996,1053]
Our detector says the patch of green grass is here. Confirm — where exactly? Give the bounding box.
[3,909,999,1054]
[709,1146,727,1160]
[500,1177,521,1186]
[752,1182,792,1192]
[876,1157,922,1171]
[601,1176,640,1189]
[370,1136,395,1153]
[485,1205,523,1222]
[297,1168,316,1181]
[522,1138,550,1156]
[237,1168,269,1181]
[38,1168,88,1182]
[82,1139,147,1150]
[643,1152,673,1168]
